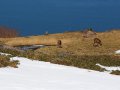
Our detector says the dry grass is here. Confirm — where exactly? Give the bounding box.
[36,30,120,55]
[0,34,71,46]
[0,30,120,55]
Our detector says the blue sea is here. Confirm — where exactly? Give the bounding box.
[0,0,120,36]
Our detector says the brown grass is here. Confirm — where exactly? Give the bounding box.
[0,30,120,55]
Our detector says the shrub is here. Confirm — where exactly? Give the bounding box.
[0,26,19,38]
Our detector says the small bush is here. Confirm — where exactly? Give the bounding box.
[0,26,18,38]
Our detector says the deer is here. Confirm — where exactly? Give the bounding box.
[93,38,102,47]
[57,40,62,48]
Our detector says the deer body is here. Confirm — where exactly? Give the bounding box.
[93,38,102,47]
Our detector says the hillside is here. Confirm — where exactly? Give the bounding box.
[0,30,120,74]
[0,30,120,55]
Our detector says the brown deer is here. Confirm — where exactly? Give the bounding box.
[57,40,62,48]
[93,38,102,47]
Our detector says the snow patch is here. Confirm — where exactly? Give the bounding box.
[96,64,120,71]
[115,50,120,54]
[0,52,11,56]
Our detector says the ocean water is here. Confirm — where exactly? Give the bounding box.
[0,0,120,36]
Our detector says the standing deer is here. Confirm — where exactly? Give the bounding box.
[57,40,62,48]
[93,38,102,47]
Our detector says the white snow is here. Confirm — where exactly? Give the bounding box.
[0,52,11,56]
[0,54,120,90]
[115,50,120,54]
[33,45,45,47]
[96,64,120,71]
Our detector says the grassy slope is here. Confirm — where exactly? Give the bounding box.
[1,30,120,55]
[0,30,120,74]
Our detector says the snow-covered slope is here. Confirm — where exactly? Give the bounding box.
[0,56,120,90]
